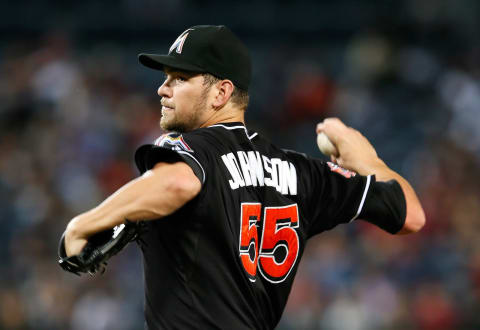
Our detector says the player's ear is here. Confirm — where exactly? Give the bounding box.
[212,79,234,109]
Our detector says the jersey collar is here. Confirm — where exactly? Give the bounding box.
[207,122,245,128]
[207,122,257,140]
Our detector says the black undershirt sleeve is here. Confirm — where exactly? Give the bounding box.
[357,179,407,234]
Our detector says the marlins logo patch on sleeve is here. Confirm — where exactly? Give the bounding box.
[154,133,193,153]
[327,162,356,179]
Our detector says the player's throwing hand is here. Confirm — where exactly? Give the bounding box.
[316,118,384,176]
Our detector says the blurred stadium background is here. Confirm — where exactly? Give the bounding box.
[1,0,480,329]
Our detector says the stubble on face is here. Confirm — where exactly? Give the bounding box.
[160,83,210,133]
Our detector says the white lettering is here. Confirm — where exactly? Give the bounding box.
[286,162,297,195]
[229,153,245,187]
[263,156,273,187]
[248,151,264,187]
[222,155,240,189]
[270,158,282,192]
[237,151,253,186]
[223,153,245,189]
[221,152,297,195]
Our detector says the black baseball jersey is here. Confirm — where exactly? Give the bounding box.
[134,122,405,329]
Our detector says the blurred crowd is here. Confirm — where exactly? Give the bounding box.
[1,0,480,329]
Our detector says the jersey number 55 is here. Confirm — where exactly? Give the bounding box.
[239,203,300,284]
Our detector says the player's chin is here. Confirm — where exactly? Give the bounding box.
[160,117,187,133]
[160,117,171,131]
[160,111,173,126]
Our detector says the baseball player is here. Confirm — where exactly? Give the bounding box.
[63,25,425,329]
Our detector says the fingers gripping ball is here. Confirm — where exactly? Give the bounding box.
[316,132,338,157]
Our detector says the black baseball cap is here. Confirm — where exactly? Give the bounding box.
[138,25,251,90]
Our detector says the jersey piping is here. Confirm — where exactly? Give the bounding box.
[177,150,206,184]
[208,123,257,140]
[349,174,372,222]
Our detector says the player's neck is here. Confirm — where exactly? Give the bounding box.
[199,105,245,128]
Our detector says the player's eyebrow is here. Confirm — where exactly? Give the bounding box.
[164,68,198,78]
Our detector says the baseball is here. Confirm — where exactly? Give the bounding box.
[316,132,338,156]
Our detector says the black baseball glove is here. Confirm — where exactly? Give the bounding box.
[58,220,145,276]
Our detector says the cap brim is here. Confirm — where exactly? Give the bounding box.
[138,53,205,73]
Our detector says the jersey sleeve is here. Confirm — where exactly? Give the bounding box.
[295,157,373,237]
[357,179,406,234]
[134,132,209,184]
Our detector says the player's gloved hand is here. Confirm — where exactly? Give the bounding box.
[316,118,385,176]
[58,220,145,276]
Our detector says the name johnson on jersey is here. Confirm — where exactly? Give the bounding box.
[221,151,297,195]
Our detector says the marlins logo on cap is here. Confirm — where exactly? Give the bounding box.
[169,29,194,54]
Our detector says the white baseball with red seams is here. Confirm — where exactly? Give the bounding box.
[316,132,338,156]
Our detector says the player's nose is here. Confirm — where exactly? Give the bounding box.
[158,82,172,98]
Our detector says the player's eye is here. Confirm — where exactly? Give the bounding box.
[160,74,169,85]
